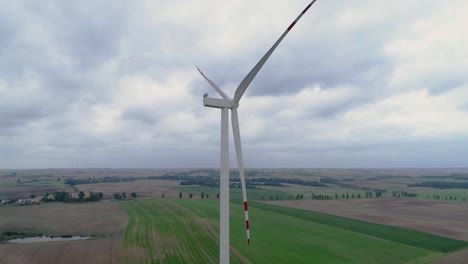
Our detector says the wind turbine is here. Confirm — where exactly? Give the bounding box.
[197,1,318,263]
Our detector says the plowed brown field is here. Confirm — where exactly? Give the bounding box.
[76,180,181,199]
[0,201,128,264]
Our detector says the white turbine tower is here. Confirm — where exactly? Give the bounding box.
[197,1,318,263]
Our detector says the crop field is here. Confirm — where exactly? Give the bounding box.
[0,201,128,264]
[269,199,468,241]
[76,180,181,199]
[0,185,73,200]
[16,180,66,187]
[1,168,468,263]
[119,198,467,263]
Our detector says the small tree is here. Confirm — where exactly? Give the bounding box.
[122,192,127,199]
[335,194,338,199]
[179,192,182,199]
[161,193,165,198]
[87,191,102,201]
[216,193,220,199]
[189,193,193,199]
[206,194,210,199]
[131,192,136,199]
[357,193,361,199]
[42,193,50,202]
[113,193,121,200]
[201,192,205,199]
[78,191,85,201]
[30,194,36,199]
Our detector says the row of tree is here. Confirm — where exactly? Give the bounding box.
[408,181,468,189]
[65,176,138,186]
[41,191,103,203]
[391,191,417,198]
[257,192,388,201]
[113,192,137,200]
[426,194,467,201]
[177,192,220,199]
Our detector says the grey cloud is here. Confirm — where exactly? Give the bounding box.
[0,1,130,132]
[189,7,393,102]
[0,106,47,133]
[120,107,158,125]
[309,100,360,119]
[1,0,467,168]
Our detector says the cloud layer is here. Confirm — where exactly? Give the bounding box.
[1,0,467,168]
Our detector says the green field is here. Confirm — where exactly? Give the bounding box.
[119,198,467,263]
[16,180,66,187]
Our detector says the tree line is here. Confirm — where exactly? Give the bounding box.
[41,191,103,203]
[420,173,468,180]
[113,192,137,200]
[176,192,219,199]
[63,171,329,190]
[178,176,327,188]
[64,176,138,186]
[408,181,468,189]
[391,191,417,198]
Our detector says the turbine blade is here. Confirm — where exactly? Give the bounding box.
[231,108,250,245]
[196,66,230,99]
[233,0,318,104]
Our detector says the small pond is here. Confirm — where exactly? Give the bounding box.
[7,235,92,243]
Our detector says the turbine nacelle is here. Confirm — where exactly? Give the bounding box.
[203,96,233,109]
[203,95,240,109]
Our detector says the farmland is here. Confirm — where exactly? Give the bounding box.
[0,201,128,264]
[268,199,468,241]
[119,198,467,263]
[76,180,181,199]
[1,168,468,263]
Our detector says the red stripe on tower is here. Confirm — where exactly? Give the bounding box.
[244,201,248,211]
[287,21,297,31]
[246,220,250,230]
[302,3,312,14]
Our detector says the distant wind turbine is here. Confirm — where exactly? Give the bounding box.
[197,1,318,263]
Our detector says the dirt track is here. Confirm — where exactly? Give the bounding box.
[267,199,468,241]
[0,201,128,264]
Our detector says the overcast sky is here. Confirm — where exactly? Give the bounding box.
[1,0,467,169]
